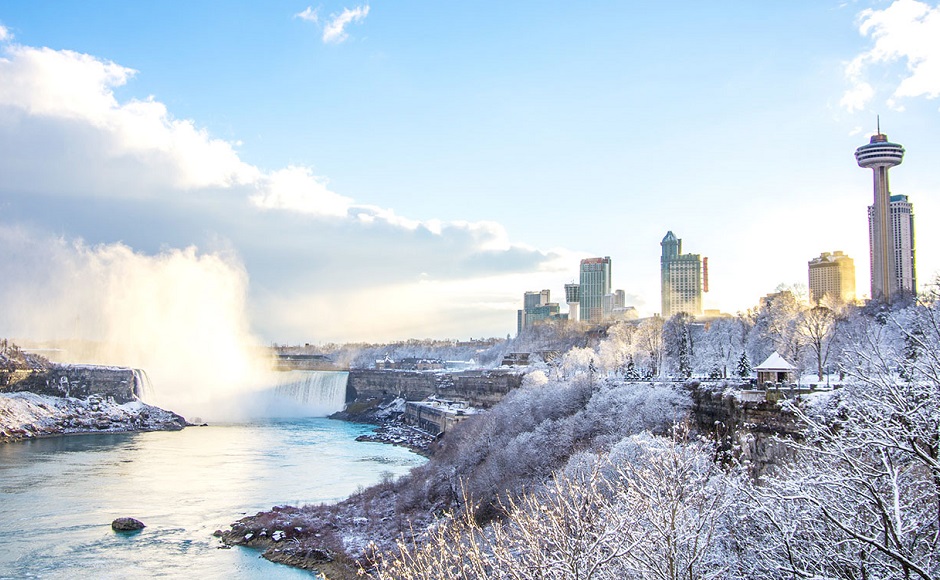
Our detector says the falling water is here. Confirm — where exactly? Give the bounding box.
[132,368,155,402]
[267,370,349,417]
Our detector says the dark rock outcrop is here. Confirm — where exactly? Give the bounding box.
[689,384,804,477]
[111,517,145,531]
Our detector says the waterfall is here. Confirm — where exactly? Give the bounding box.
[267,371,348,417]
[132,369,155,403]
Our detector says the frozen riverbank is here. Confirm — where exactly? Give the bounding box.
[0,391,188,443]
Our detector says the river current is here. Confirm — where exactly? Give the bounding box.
[0,419,425,578]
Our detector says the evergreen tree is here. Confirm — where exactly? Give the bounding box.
[736,351,752,379]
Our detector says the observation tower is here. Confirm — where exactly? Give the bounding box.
[855,118,904,302]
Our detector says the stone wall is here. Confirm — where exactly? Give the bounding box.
[0,365,139,404]
[346,369,523,409]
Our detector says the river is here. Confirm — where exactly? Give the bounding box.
[0,419,425,578]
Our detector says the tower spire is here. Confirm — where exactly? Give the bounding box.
[877,114,881,135]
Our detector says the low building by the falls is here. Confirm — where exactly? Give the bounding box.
[403,398,477,435]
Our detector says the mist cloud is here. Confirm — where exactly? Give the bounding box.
[0,225,281,419]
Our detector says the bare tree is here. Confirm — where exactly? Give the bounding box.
[797,305,837,382]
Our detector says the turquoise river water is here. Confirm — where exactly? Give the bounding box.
[0,419,425,578]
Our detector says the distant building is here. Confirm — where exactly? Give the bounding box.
[808,251,856,305]
[660,231,705,318]
[517,289,561,334]
[609,305,639,321]
[579,257,611,322]
[867,194,916,299]
[397,358,445,371]
[524,289,550,311]
[501,352,531,366]
[374,356,444,371]
[602,289,626,318]
[564,283,580,322]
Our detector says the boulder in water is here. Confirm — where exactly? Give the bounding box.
[111,517,146,532]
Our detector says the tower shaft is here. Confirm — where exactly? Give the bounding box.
[871,166,895,301]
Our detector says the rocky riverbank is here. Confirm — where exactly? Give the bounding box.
[0,391,188,443]
[354,421,435,456]
[331,395,437,457]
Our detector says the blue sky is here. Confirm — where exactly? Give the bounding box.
[1,1,939,344]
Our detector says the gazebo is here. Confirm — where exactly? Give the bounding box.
[755,352,796,385]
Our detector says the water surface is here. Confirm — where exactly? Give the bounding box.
[0,419,424,578]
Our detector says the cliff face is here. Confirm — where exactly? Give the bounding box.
[1,365,140,403]
[690,386,803,477]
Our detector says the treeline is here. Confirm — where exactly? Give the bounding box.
[520,287,929,384]
[275,337,512,369]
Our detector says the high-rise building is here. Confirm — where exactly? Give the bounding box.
[579,257,611,322]
[867,194,916,299]
[660,231,705,318]
[517,289,555,334]
[564,283,580,322]
[524,290,550,311]
[808,251,856,305]
[856,121,909,301]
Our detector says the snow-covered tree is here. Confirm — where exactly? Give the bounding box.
[797,305,837,382]
[735,351,751,379]
[748,293,940,579]
[374,430,740,580]
[636,316,665,378]
[664,313,697,379]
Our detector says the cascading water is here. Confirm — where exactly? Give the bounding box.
[267,370,349,417]
[132,368,155,402]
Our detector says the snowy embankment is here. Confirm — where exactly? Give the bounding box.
[0,391,187,443]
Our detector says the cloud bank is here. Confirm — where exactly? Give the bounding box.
[0,39,567,346]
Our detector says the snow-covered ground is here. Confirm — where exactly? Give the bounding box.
[0,391,187,443]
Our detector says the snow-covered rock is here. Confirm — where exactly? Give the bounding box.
[0,392,187,443]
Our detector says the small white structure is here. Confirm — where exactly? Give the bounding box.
[755,352,796,384]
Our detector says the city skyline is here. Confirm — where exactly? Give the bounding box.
[0,2,938,344]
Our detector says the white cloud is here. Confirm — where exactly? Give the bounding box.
[0,40,566,342]
[0,45,260,192]
[0,24,11,42]
[250,166,352,217]
[840,79,874,112]
[842,0,940,111]
[322,5,370,44]
[295,6,319,23]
